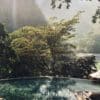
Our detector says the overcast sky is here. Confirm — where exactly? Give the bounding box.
[0,0,100,34]
[35,0,100,34]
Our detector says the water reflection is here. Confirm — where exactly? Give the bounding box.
[0,77,99,100]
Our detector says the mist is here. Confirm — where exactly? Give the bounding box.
[0,0,100,53]
[0,0,46,32]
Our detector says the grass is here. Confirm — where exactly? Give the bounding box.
[96,62,100,70]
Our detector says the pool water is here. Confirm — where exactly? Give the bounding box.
[0,77,99,100]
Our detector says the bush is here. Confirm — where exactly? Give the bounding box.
[51,55,97,78]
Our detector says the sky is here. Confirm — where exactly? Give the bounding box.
[0,0,100,34]
[0,0,99,52]
[35,0,100,34]
[0,0,47,31]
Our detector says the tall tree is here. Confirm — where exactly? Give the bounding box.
[0,23,14,78]
[9,14,79,77]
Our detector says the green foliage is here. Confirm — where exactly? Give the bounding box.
[0,23,16,78]
[75,32,95,52]
[9,26,51,76]
[91,35,100,53]
[8,16,78,77]
[96,62,100,70]
[0,23,6,37]
[72,56,96,78]
[11,37,33,56]
[0,15,96,78]
[75,32,100,53]
[92,7,100,23]
[0,24,10,77]
[51,0,71,9]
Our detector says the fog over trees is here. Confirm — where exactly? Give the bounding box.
[0,0,46,32]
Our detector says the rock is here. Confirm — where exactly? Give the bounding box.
[75,91,100,100]
[0,98,4,100]
[90,70,100,80]
[74,91,91,100]
[89,92,100,100]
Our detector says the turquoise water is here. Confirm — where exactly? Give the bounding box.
[0,77,99,100]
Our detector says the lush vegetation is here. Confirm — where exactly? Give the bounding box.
[74,32,100,53]
[0,15,97,79]
[96,62,100,70]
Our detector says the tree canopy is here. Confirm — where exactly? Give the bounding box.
[9,15,78,77]
[0,14,96,78]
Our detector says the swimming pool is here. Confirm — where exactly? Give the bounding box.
[0,77,99,100]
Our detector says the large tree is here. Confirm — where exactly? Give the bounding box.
[0,13,96,78]
[0,23,16,78]
[9,14,79,77]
